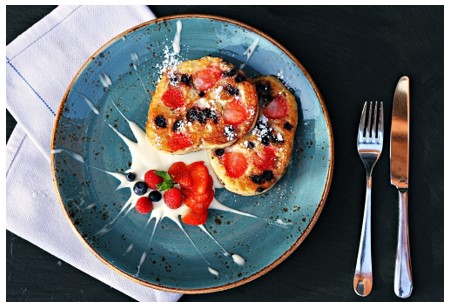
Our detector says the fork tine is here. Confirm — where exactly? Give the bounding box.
[366,101,373,139]
[371,101,378,142]
[358,101,368,140]
[378,101,384,142]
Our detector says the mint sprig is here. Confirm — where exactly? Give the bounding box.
[155,170,175,191]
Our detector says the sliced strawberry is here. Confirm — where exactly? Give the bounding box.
[192,67,222,92]
[223,99,248,125]
[168,162,193,189]
[135,197,153,214]
[223,151,248,178]
[182,209,209,226]
[185,189,214,213]
[144,170,163,189]
[161,87,185,109]
[262,95,288,119]
[254,146,276,170]
[188,161,210,194]
[168,133,193,152]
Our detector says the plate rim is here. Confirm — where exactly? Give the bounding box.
[50,14,335,294]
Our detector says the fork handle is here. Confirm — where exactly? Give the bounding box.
[394,189,413,298]
[353,175,373,297]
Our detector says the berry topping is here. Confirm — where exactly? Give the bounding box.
[223,100,248,125]
[199,91,206,97]
[284,122,293,130]
[225,84,240,96]
[262,95,288,119]
[250,170,274,184]
[149,190,162,202]
[164,187,183,209]
[135,197,153,214]
[154,115,167,128]
[144,170,164,190]
[182,209,209,226]
[223,152,248,178]
[256,81,273,104]
[133,181,148,196]
[234,74,245,83]
[172,119,184,132]
[161,87,185,109]
[192,67,222,92]
[254,146,276,170]
[125,172,136,182]
[168,133,193,152]
[215,148,225,157]
[246,141,255,149]
[180,74,191,86]
[224,68,237,77]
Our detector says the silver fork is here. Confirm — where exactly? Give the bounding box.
[353,101,384,297]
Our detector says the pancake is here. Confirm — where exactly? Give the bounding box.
[208,75,298,196]
[146,56,259,154]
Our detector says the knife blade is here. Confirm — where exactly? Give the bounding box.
[390,76,413,298]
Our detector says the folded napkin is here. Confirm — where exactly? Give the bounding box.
[6,5,182,302]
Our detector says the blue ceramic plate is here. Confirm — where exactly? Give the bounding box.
[51,15,333,293]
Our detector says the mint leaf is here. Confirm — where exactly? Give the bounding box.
[154,170,171,181]
[157,180,174,191]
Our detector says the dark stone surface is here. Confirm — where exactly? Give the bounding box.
[6,5,443,302]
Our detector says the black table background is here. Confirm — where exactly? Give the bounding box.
[6,5,444,302]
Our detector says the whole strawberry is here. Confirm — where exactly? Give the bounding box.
[164,187,183,209]
[135,197,153,214]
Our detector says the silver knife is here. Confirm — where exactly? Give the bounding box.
[390,76,413,298]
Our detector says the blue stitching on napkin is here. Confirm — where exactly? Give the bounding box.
[6,56,56,117]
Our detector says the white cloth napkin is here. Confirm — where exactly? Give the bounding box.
[6,5,182,302]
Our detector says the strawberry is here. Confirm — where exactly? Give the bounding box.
[182,209,209,226]
[163,187,183,209]
[161,87,185,109]
[185,189,214,213]
[168,162,193,189]
[262,95,288,119]
[223,151,248,178]
[188,161,210,194]
[135,197,153,214]
[223,99,248,125]
[192,67,222,92]
[254,146,276,170]
[168,133,193,152]
[144,170,163,189]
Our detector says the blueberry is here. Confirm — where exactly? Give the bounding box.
[215,148,225,157]
[154,115,167,128]
[235,74,245,83]
[125,172,136,182]
[284,122,293,131]
[172,119,183,131]
[186,107,199,122]
[226,84,240,96]
[246,141,255,149]
[149,190,162,202]
[133,181,148,195]
[199,91,205,97]
[250,170,274,184]
[180,74,191,86]
[224,68,237,77]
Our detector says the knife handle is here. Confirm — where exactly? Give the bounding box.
[394,189,413,298]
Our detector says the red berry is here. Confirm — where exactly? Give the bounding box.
[188,161,210,195]
[164,187,183,209]
[223,99,248,125]
[144,170,163,189]
[254,146,276,170]
[192,67,222,92]
[185,189,214,213]
[262,95,288,119]
[168,133,193,152]
[135,197,153,214]
[223,151,248,178]
[162,87,185,109]
[182,209,209,226]
[168,162,193,189]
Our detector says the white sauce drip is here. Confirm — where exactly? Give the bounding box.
[172,20,183,54]
[240,37,260,69]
